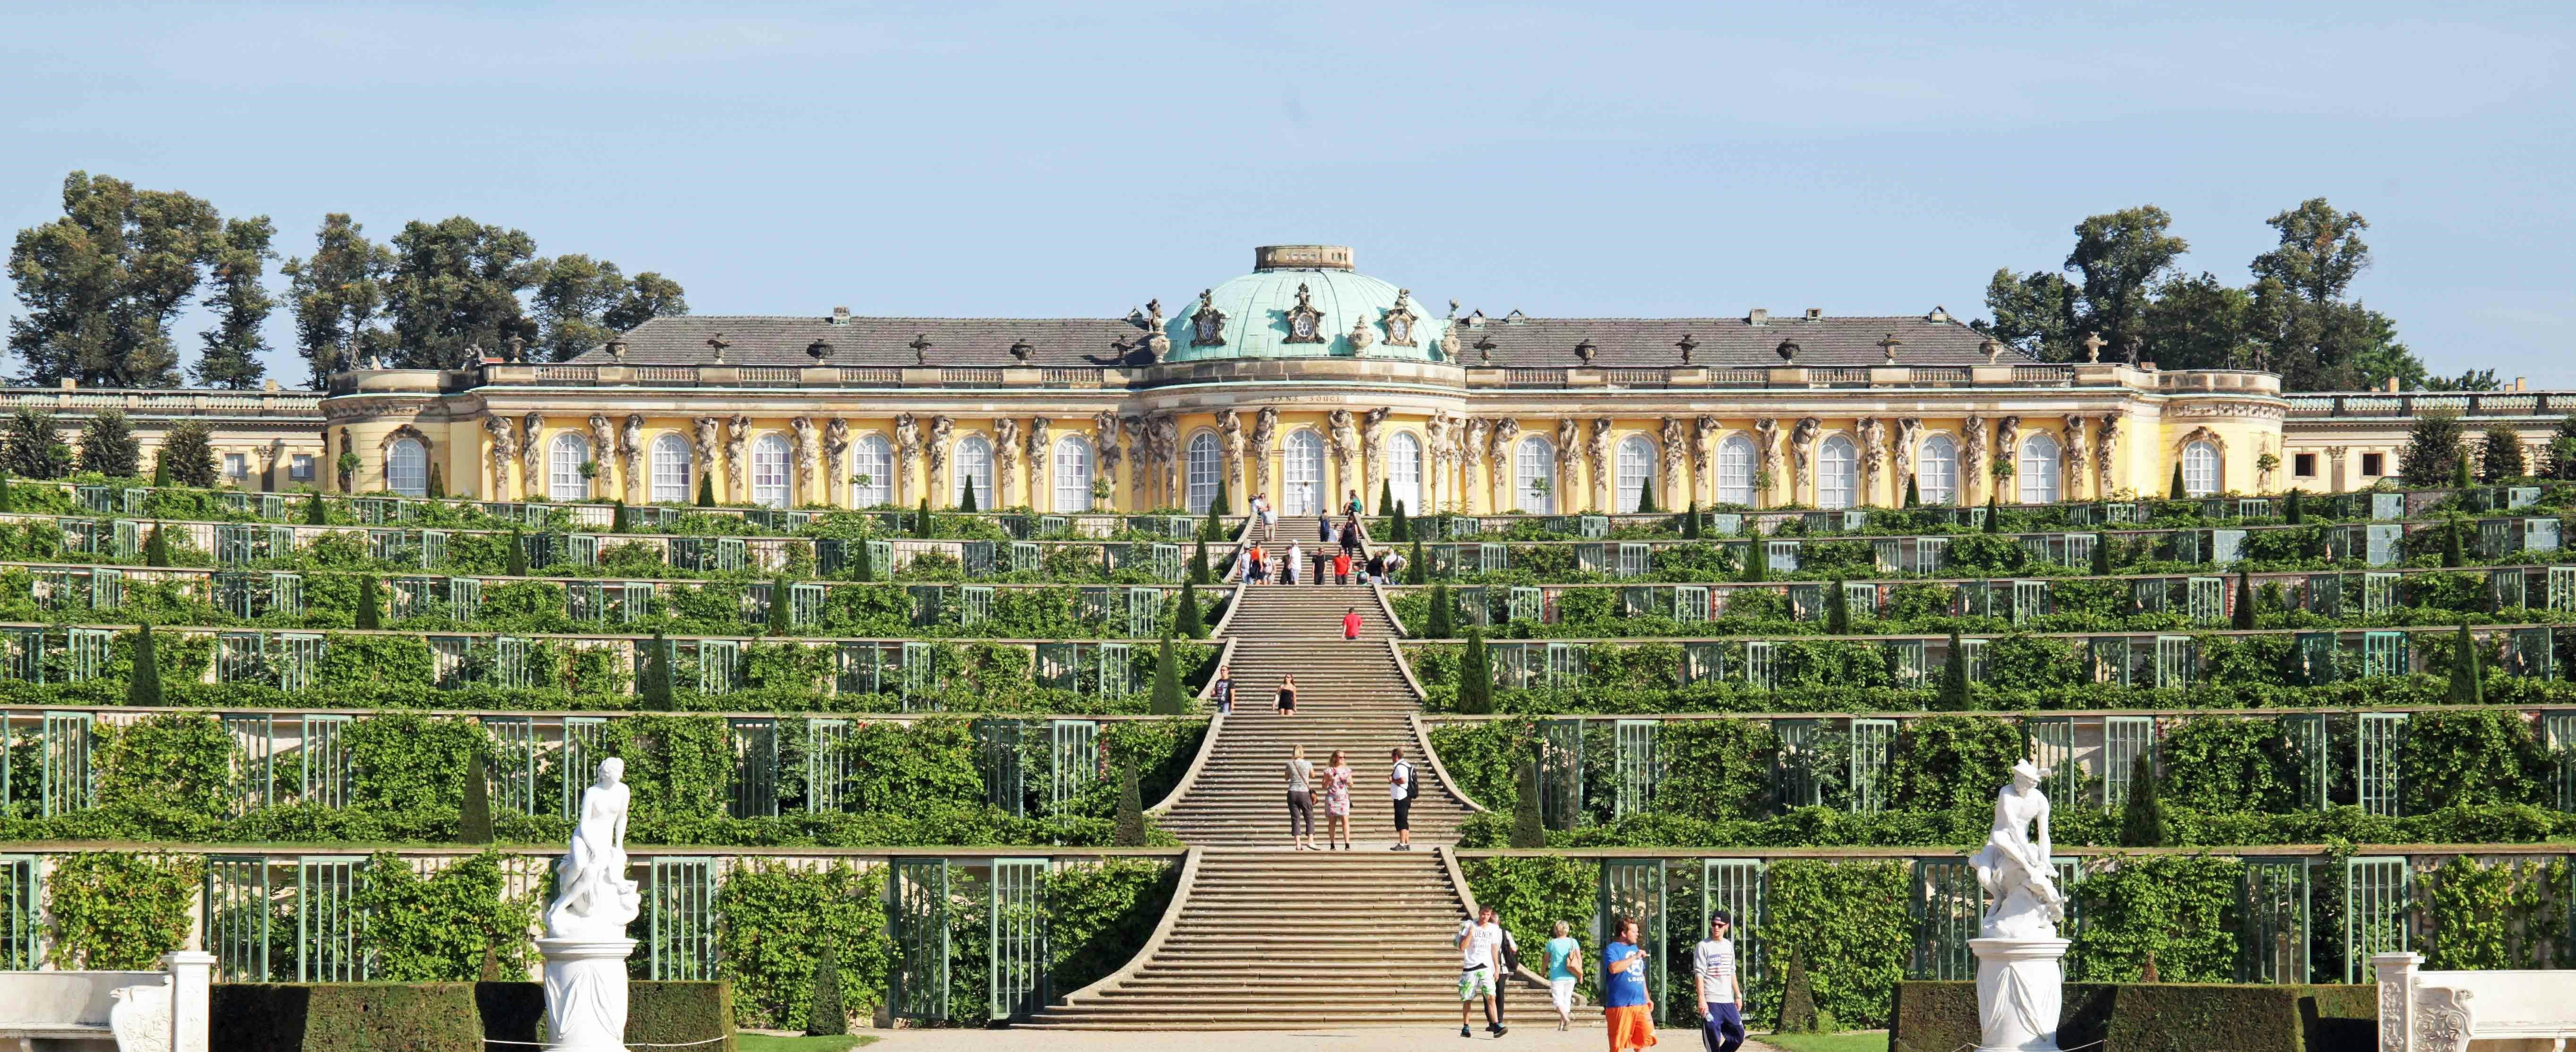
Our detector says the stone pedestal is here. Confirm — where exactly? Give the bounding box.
[1973,937,2070,1052]
[539,937,637,1052]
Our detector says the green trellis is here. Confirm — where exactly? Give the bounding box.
[888,857,950,1021]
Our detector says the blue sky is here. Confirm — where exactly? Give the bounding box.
[4,2,2572,385]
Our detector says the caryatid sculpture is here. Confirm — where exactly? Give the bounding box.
[1962,415,1989,504]
[1327,409,1357,510]
[892,414,921,506]
[724,415,750,504]
[587,415,616,499]
[1026,418,1052,508]
[1995,416,2022,498]
[828,418,855,505]
[1425,414,1452,511]
[692,418,720,498]
[539,758,642,1052]
[1218,410,1245,510]
[2095,415,2121,497]
[1462,417,1491,514]
[1093,411,1122,496]
[1361,407,1392,509]
[1659,418,1687,507]
[1586,418,1613,512]
[2061,416,2089,501]
[1488,419,1520,512]
[993,418,1021,508]
[1692,416,1720,507]
[1248,409,1278,508]
[1752,419,1780,505]
[618,415,644,505]
[482,417,516,499]
[790,417,818,505]
[1895,418,1923,493]
[518,413,545,497]
[1968,757,2069,1052]
[1151,414,1181,508]
[1789,418,1820,505]
[1554,418,1580,510]
[923,417,951,502]
[1859,417,1886,506]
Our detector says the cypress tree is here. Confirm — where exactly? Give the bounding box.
[2285,488,2304,524]
[304,491,326,525]
[1904,475,1921,508]
[2233,568,2256,630]
[804,946,847,1036]
[610,498,627,533]
[145,522,170,567]
[1682,500,1702,539]
[1379,478,1395,517]
[152,454,169,488]
[2118,750,2171,848]
[127,622,163,707]
[640,631,675,710]
[1112,759,1147,847]
[1984,494,2001,533]
[2451,620,2485,704]
[1458,629,1493,714]
[1189,536,1210,584]
[1176,580,1205,639]
[1935,630,1970,711]
[915,497,932,538]
[2091,533,2113,576]
[2443,518,2464,568]
[2453,450,2475,489]
[959,476,979,513]
[1151,628,1185,713]
[2482,425,2527,482]
[1742,539,1767,582]
[768,575,793,634]
[458,750,493,844]
[1635,474,1657,514]
[0,471,12,513]
[1390,500,1408,543]
[1407,536,1427,585]
[1425,582,1455,639]
[1510,759,1546,848]
[851,538,875,582]
[695,472,715,507]
[427,463,446,499]
[1205,476,1227,533]
[355,574,381,630]
[2168,462,2187,500]
[1826,579,1850,634]
[506,530,529,576]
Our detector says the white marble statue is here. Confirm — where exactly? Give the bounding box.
[1969,758,2069,1052]
[541,758,641,1052]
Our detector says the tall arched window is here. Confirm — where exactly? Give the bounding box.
[1185,431,1222,513]
[2181,440,2221,497]
[548,432,590,502]
[751,434,790,508]
[1389,431,1423,515]
[650,433,691,503]
[1817,435,1857,509]
[851,434,893,508]
[1717,435,1756,506]
[1918,434,1959,505]
[1615,436,1657,513]
[2019,433,2063,504]
[953,435,993,508]
[1515,435,1556,514]
[386,437,427,497]
[1284,430,1324,514]
[1054,435,1095,512]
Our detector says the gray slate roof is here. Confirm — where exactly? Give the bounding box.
[581,312,2027,369]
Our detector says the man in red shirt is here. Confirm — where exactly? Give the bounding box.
[1343,606,1363,640]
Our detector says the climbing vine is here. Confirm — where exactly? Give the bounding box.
[44,852,201,969]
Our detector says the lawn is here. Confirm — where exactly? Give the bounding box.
[1760,1030,1889,1052]
[737,1035,880,1052]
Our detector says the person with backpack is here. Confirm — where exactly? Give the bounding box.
[1388,746,1417,850]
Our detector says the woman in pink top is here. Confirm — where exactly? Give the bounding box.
[1322,749,1355,850]
[1343,606,1363,640]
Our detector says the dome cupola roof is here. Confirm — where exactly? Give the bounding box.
[1163,245,1447,364]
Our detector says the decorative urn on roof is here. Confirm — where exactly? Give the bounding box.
[1776,338,1801,364]
[1010,339,1034,363]
[1574,339,1597,364]
[806,340,834,362]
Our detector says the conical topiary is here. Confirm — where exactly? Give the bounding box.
[1176,580,1205,639]
[2451,620,2485,704]
[1112,759,1147,846]
[1826,579,1850,634]
[1777,953,1820,1033]
[304,491,326,525]
[1984,494,2001,533]
[2169,462,2187,500]
[696,472,716,507]
[640,631,675,711]
[2454,451,2474,489]
[2233,569,2256,629]
[1635,475,1657,514]
[1425,582,1455,639]
[459,750,493,844]
[128,623,163,707]
[2092,533,2113,576]
[915,497,932,538]
[805,945,847,1036]
[2444,518,2465,568]
[768,575,793,634]
[1742,539,1767,582]
[1391,500,1408,543]
[2285,488,2304,524]
[1407,536,1427,584]
[1682,500,1702,539]
[610,498,627,533]
[1936,630,1970,711]
[1904,475,1921,508]
[506,530,529,576]
[1151,628,1185,713]
[145,522,170,567]
[355,574,381,630]
[1458,629,1493,714]
[1189,536,1210,584]
[1379,478,1395,517]
[0,471,12,513]
[1511,759,1546,847]
[2119,749,2170,847]
[959,476,979,513]
[428,463,445,499]
[152,455,169,488]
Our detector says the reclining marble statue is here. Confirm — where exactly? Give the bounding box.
[1969,758,2067,1052]
[541,757,642,1052]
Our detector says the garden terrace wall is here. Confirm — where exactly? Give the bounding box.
[0,844,1183,1029]
[1455,846,2571,1033]
[1422,708,2576,838]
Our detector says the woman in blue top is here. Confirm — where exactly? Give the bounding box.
[1545,920,1584,1032]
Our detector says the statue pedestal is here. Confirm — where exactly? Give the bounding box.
[1973,937,2069,1052]
[539,937,637,1052]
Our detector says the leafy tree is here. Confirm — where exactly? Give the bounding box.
[1176,580,1204,639]
[75,410,139,477]
[1510,759,1545,848]
[2137,271,2255,371]
[2450,620,2484,704]
[355,574,381,630]
[2,409,71,479]
[281,213,395,388]
[2480,426,2525,482]
[155,420,217,487]
[1151,629,1185,714]
[804,945,846,1036]
[639,631,674,710]
[1935,631,1970,711]
[957,476,978,513]
[2248,199,2422,390]
[128,622,163,707]
[2066,206,2190,363]
[2400,411,2467,487]
[7,171,221,386]
[2118,751,2170,847]
[1457,629,1493,714]
[194,215,275,388]
[384,216,540,368]
[458,751,492,845]
[1425,582,1454,639]
[767,575,792,634]
[603,272,688,332]
[2425,368,2502,392]
[2545,417,2576,481]
[532,255,690,362]
[144,522,169,567]
[1978,268,2079,361]
[1112,760,1147,847]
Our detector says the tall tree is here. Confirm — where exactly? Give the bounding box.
[1976,269,2078,361]
[2137,272,2254,371]
[2399,411,2467,488]
[532,257,690,362]
[383,216,540,368]
[2065,205,2189,363]
[8,171,222,386]
[2480,425,2527,482]
[193,215,276,388]
[603,272,688,332]
[281,214,395,388]
[77,409,140,477]
[2246,199,2424,391]
[156,419,219,487]
[2,409,71,479]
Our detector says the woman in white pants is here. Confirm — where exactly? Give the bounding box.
[1543,919,1583,1030]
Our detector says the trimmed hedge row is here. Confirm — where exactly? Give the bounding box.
[1889,980,2376,1052]
[210,980,735,1052]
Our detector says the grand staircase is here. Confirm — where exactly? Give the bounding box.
[1025,516,1546,1031]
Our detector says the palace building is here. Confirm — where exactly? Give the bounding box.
[36,245,2559,506]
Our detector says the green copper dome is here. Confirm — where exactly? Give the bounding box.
[1163,245,1448,363]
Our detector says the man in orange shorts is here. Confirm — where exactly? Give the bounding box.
[1602,915,1657,1051]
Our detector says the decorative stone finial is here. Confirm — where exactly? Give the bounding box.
[1675,334,1697,364]
[1475,334,1497,366]
[1010,339,1034,362]
[805,339,833,361]
[1347,315,1376,352]
[1775,339,1800,363]
[1574,339,1597,364]
[910,334,933,365]
[1986,339,2009,365]
[705,334,729,364]
[1189,289,1228,348]
[507,334,526,362]
[1283,283,1325,343]
[2079,331,2106,363]
[607,338,628,361]
[1879,332,1904,364]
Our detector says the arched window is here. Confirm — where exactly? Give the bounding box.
[1515,435,1556,514]
[1717,435,1756,506]
[1918,434,1958,506]
[2181,440,2221,497]
[650,433,691,503]
[1185,431,1222,513]
[1389,431,1423,515]
[850,434,893,508]
[1054,435,1094,512]
[953,435,993,509]
[548,432,590,502]
[2019,433,2063,504]
[386,437,427,497]
[751,433,790,508]
[1615,436,1656,513]
[1284,430,1324,514]
[1818,435,1857,509]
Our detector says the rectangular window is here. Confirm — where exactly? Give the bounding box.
[2360,453,2384,476]
[2293,453,2316,477]
[290,455,314,481]
[224,453,248,480]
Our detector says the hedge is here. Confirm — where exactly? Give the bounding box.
[1891,980,2378,1052]
[470,980,738,1052]
[211,982,484,1052]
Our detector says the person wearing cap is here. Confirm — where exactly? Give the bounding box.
[1692,912,1744,1052]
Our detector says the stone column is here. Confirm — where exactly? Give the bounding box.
[2324,445,2349,494]
[2371,952,2420,1052]
[160,949,215,1052]
[1972,937,2070,1052]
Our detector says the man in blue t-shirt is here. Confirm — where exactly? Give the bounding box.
[1601,915,1658,1051]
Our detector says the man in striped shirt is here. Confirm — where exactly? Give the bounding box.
[1692,912,1744,1052]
